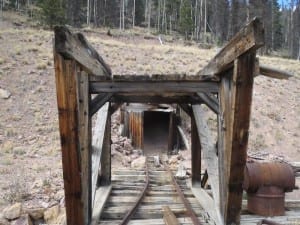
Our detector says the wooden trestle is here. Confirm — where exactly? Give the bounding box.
[53,18,294,225]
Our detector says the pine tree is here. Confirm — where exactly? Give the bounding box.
[179,0,193,39]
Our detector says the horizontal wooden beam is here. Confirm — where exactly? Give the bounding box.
[90,93,113,116]
[197,93,219,114]
[91,103,109,207]
[198,17,264,77]
[54,26,111,77]
[111,94,202,104]
[259,64,293,79]
[89,73,215,82]
[90,81,219,94]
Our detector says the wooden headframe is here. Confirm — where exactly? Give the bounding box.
[53,18,291,225]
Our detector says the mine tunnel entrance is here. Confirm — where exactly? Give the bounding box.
[143,111,170,155]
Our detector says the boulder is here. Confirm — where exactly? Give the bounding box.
[0,214,9,225]
[0,88,11,99]
[43,205,59,224]
[3,203,22,220]
[131,156,146,169]
[44,205,66,225]
[23,207,45,220]
[11,214,32,225]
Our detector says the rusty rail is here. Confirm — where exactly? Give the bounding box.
[163,161,201,225]
[119,158,149,225]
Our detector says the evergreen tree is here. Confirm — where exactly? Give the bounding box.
[39,0,66,27]
[179,0,193,39]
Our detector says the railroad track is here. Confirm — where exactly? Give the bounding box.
[98,156,213,225]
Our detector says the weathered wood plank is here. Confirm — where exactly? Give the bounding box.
[54,52,84,225]
[259,64,293,80]
[191,186,224,225]
[90,93,113,116]
[192,105,220,208]
[198,18,264,77]
[162,206,180,225]
[100,109,111,184]
[54,26,111,77]
[219,53,256,224]
[91,185,112,225]
[77,70,92,224]
[90,81,219,94]
[197,93,219,114]
[191,114,201,185]
[179,104,193,117]
[92,103,109,206]
[177,126,190,152]
[112,94,202,104]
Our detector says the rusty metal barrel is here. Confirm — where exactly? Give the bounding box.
[243,162,296,216]
[243,162,295,192]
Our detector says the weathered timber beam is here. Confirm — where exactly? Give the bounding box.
[177,126,190,152]
[192,105,222,224]
[54,26,112,76]
[191,186,224,225]
[162,206,180,225]
[89,81,219,94]
[191,114,201,185]
[89,73,215,82]
[110,103,123,115]
[198,17,264,77]
[197,93,219,114]
[112,94,202,104]
[259,64,293,79]
[100,111,111,185]
[90,93,113,116]
[54,53,84,225]
[91,103,109,207]
[179,104,193,117]
[77,71,92,224]
[91,185,112,225]
[218,53,256,224]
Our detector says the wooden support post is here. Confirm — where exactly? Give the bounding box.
[54,52,84,225]
[192,105,223,225]
[168,113,177,154]
[191,113,201,185]
[77,70,92,225]
[219,52,256,224]
[91,103,109,206]
[100,107,111,185]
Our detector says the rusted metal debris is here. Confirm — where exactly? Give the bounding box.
[163,161,202,225]
[243,162,296,216]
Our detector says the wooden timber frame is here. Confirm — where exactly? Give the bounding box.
[53,18,293,225]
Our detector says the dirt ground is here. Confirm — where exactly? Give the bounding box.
[0,12,299,213]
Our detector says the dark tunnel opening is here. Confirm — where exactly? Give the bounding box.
[143,111,170,155]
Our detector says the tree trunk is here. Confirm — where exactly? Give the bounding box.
[122,0,125,30]
[148,0,151,32]
[133,0,135,27]
[87,0,90,26]
[204,0,207,43]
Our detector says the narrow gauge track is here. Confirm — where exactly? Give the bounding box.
[98,156,210,225]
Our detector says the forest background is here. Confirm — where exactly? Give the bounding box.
[0,0,299,59]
